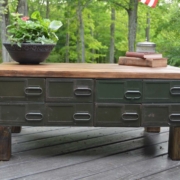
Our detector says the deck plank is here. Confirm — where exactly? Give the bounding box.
[0,127,170,180]
[141,165,180,180]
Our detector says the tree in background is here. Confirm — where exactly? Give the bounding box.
[16,0,28,15]
[109,7,115,63]
[1,0,10,62]
[1,0,180,67]
[108,0,138,52]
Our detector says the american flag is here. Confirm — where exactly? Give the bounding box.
[139,0,158,8]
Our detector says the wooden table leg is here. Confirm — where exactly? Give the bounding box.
[0,126,11,161]
[11,126,21,133]
[169,126,180,160]
[144,127,161,133]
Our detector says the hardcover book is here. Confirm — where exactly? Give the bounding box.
[125,52,162,59]
[118,57,167,68]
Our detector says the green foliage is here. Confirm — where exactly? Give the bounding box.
[0,0,5,21]
[6,11,62,47]
[2,0,180,66]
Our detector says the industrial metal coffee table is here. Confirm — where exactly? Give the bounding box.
[0,62,180,160]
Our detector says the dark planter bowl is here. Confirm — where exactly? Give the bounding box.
[3,43,55,64]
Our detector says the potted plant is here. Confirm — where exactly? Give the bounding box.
[3,11,62,64]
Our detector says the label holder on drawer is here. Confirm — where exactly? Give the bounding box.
[24,87,43,96]
[25,112,43,121]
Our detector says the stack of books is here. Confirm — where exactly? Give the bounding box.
[118,52,167,67]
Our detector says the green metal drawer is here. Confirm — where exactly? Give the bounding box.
[141,104,180,126]
[95,104,141,127]
[45,103,93,126]
[0,103,45,126]
[143,80,180,102]
[0,78,45,102]
[46,78,94,102]
[96,79,142,103]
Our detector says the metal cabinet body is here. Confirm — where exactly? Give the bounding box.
[0,77,180,127]
[0,78,94,127]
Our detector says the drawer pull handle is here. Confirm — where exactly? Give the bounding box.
[74,88,92,96]
[170,87,180,95]
[124,90,141,100]
[24,87,43,96]
[25,112,43,121]
[122,112,139,121]
[73,113,91,121]
[169,113,180,122]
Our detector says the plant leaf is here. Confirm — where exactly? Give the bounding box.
[31,11,42,21]
[49,20,62,31]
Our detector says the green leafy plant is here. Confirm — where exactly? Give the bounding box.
[6,11,62,47]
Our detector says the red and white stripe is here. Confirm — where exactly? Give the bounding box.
[139,0,158,8]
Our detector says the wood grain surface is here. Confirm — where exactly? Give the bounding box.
[0,62,180,79]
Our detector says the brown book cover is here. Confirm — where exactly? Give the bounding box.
[118,57,167,67]
[126,52,162,59]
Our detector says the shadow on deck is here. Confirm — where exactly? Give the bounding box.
[0,126,178,180]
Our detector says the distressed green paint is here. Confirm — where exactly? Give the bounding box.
[0,78,45,102]
[46,78,94,103]
[142,104,169,126]
[0,103,45,126]
[95,104,141,127]
[143,80,180,103]
[96,79,142,103]
[46,103,93,126]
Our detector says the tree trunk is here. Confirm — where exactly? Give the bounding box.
[91,29,95,62]
[146,12,150,41]
[127,0,138,51]
[16,0,28,15]
[46,0,50,18]
[77,0,85,63]
[1,0,10,62]
[76,28,81,63]
[109,8,115,63]
[65,19,70,63]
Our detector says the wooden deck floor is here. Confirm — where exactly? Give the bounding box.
[0,126,179,180]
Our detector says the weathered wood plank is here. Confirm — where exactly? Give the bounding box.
[12,127,68,137]
[141,165,180,180]
[169,126,180,160]
[0,129,169,179]
[11,127,169,154]
[11,126,21,133]
[12,127,107,152]
[0,127,146,167]
[145,127,161,133]
[16,142,169,180]
[0,126,11,161]
[12,127,144,153]
[0,63,180,79]
[12,127,102,144]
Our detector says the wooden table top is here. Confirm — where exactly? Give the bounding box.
[0,62,180,79]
